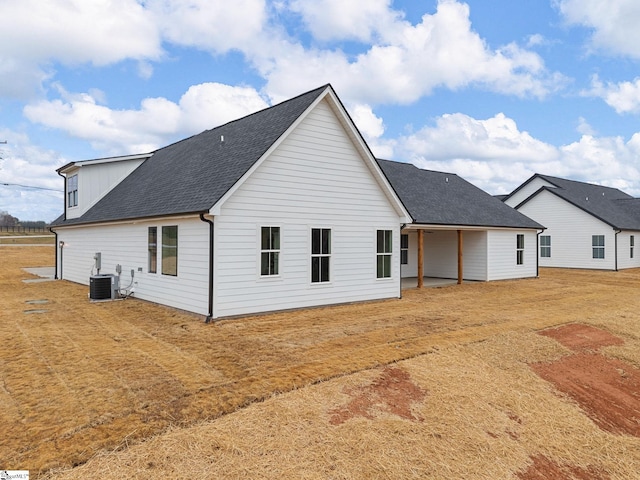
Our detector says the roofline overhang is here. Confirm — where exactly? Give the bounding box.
[403,223,544,232]
[51,211,209,229]
[57,153,153,174]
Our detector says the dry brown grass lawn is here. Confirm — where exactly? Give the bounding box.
[2,246,640,478]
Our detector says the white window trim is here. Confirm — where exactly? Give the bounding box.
[310,226,332,285]
[376,228,394,280]
[592,235,605,259]
[516,234,525,266]
[258,225,282,280]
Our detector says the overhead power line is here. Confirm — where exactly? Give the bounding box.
[1,182,63,192]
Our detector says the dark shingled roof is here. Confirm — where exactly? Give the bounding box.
[51,85,329,226]
[377,159,543,229]
[512,174,640,231]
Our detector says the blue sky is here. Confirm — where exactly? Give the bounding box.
[2,0,640,221]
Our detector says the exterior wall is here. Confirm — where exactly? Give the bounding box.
[422,231,488,281]
[609,231,640,270]
[212,98,403,318]
[517,190,616,270]
[66,159,145,219]
[504,177,556,208]
[486,230,538,280]
[55,217,210,315]
[400,231,419,278]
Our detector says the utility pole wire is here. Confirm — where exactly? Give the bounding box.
[1,182,63,192]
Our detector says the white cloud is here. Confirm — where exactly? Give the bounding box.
[0,129,66,221]
[23,83,269,155]
[262,0,566,105]
[392,110,640,196]
[586,75,640,114]
[289,0,405,43]
[146,0,268,53]
[576,117,596,136]
[556,0,640,58]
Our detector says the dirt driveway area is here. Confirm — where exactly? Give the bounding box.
[2,246,640,478]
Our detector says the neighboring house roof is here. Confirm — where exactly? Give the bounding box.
[377,159,543,229]
[508,174,640,231]
[52,85,333,227]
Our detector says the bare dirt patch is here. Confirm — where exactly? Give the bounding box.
[328,366,426,425]
[533,325,640,437]
[539,323,624,352]
[517,454,610,480]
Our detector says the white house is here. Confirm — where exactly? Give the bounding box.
[378,160,544,285]
[503,173,640,270]
[51,85,412,320]
[51,84,544,321]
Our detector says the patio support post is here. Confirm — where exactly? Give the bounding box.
[417,229,424,288]
[457,229,463,284]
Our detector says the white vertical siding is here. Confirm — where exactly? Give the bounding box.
[212,99,402,318]
[517,190,616,270]
[504,177,556,208]
[487,230,538,280]
[66,159,145,219]
[610,231,640,270]
[56,217,210,315]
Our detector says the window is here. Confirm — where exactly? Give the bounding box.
[540,235,551,258]
[377,230,393,278]
[631,235,635,259]
[162,226,178,276]
[400,234,409,265]
[311,228,331,283]
[592,235,605,259]
[516,234,524,265]
[148,227,157,273]
[67,174,78,207]
[261,226,280,276]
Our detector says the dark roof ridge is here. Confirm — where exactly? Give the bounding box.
[376,158,460,177]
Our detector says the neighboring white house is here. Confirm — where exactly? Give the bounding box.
[503,173,640,270]
[378,160,544,284]
[51,85,412,320]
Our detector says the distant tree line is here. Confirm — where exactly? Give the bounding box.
[0,210,49,230]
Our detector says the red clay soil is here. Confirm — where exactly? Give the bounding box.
[533,324,640,437]
[329,366,427,425]
[517,454,610,480]
[538,323,624,352]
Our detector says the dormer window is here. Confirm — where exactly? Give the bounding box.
[67,174,78,207]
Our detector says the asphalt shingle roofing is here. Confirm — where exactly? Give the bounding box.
[377,159,543,229]
[52,84,329,226]
[515,174,640,231]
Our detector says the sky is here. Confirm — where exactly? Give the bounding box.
[2,0,640,222]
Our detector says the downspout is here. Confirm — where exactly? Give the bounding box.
[536,230,542,278]
[199,213,215,323]
[50,227,59,279]
[399,224,406,299]
[615,229,621,271]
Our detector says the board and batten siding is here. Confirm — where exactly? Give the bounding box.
[616,231,640,270]
[517,190,616,270]
[212,99,402,318]
[504,177,556,208]
[66,158,146,220]
[486,230,538,280]
[56,217,210,314]
[420,231,488,281]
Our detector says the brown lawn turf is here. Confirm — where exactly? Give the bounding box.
[1,246,640,478]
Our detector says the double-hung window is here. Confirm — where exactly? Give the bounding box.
[148,227,157,273]
[67,174,78,207]
[162,226,178,276]
[261,226,280,276]
[592,235,605,259]
[311,228,331,283]
[540,235,551,258]
[400,234,409,265]
[377,230,393,278]
[631,235,635,259]
[516,234,524,265]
